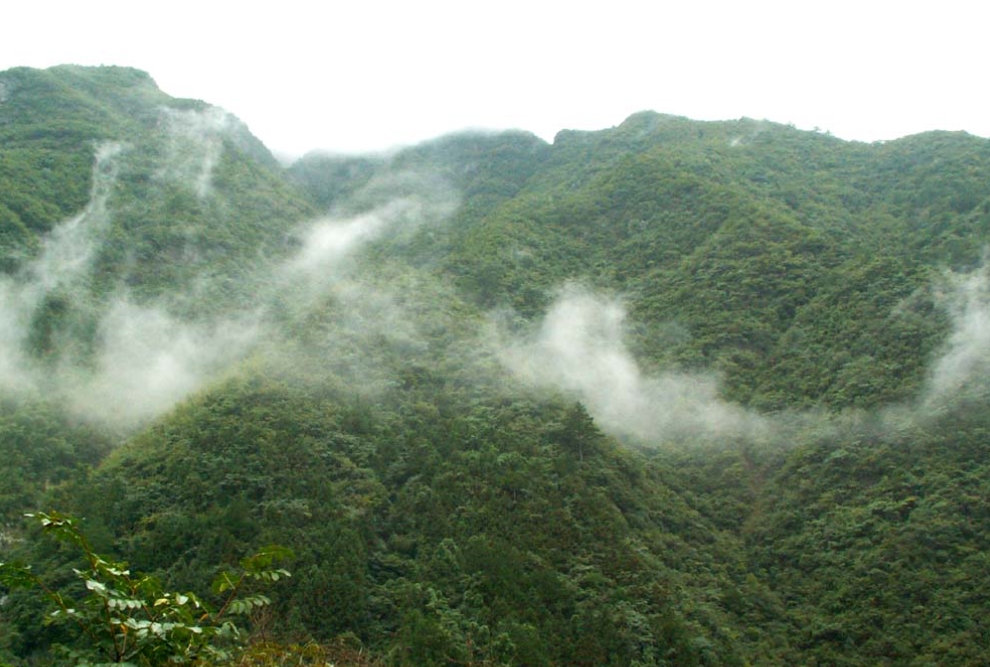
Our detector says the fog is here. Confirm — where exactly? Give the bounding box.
[922,264,990,409]
[156,107,234,198]
[0,133,244,428]
[2,109,987,446]
[0,122,460,431]
[497,267,990,447]
[27,142,123,295]
[64,299,261,426]
[0,141,125,400]
[497,284,769,443]
[283,186,455,302]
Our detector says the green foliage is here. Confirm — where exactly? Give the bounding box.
[0,65,314,301]
[0,400,114,524]
[0,512,290,666]
[6,67,990,666]
[53,371,767,665]
[429,115,988,409]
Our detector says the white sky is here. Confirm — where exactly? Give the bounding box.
[3,0,987,159]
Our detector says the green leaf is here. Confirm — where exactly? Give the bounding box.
[84,579,108,596]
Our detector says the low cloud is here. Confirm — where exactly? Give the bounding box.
[11,135,985,447]
[498,284,768,444]
[496,265,990,447]
[64,299,260,429]
[922,264,990,410]
[289,199,415,276]
[28,142,123,294]
[280,172,458,308]
[156,107,233,198]
[0,136,462,432]
[0,142,124,399]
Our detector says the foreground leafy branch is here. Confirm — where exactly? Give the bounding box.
[0,511,291,666]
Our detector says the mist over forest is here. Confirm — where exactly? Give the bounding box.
[3,64,990,666]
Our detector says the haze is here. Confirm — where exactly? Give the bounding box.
[3,0,987,158]
[1,95,987,444]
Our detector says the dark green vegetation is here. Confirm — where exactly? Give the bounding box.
[1,512,290,666]
[3,65,990,665]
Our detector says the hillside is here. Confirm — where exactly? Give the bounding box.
[3,65,990,666]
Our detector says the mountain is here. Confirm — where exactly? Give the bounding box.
[3,65,990,666]
[0,65,316,432]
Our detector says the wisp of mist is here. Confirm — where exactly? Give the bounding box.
[922,264,990,409]
[497,267,990,448]
[156,107,236,198]
[0,120,461,432]
[497,284,769,444]
[4,104,989,448]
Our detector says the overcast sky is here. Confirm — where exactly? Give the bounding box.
[3,0,987,159]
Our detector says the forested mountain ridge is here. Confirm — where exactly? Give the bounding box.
[3,65,990,666]
[0,65,315,430]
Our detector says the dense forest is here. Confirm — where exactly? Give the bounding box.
[2,64,990,666]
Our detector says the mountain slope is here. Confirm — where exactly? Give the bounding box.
[3,66,990,666]
[0,65,317,507]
